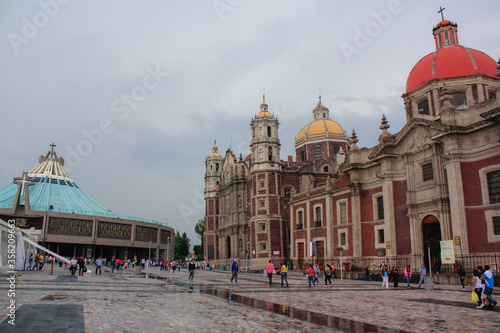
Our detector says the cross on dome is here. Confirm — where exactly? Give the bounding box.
[437,6,446,21]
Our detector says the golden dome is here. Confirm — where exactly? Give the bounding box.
[255,110,274,119]
[208,144,222,158]
[296,119,345,146]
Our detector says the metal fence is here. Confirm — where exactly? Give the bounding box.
[208,254,499,276]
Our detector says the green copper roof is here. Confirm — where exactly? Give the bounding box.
[0,147,161,225]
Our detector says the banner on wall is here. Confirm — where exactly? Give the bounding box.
[440,240,455,264]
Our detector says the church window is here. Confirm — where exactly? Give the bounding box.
[378,229,385,244]
[216,163,219,172]
[489,92,496,100]
[268,147,274,161]
[314,147,323,160]
[260,200,265,208]
[423,163,434,182]
[260,181,265,188]
[487,171,500,204]
[418,99,430,115]
[300,151,305,162]
[207,246,214,260]
[494,217,500,235]
[297,211,304,229]
[259,242,267,251]
[315,206,322,227]
[340,232,347,246]
[267,126,272,137]
[284,188,291,199]
[377,196,384,220]
[339,201,347,225]
[238,195,242,208]
[451,92,467,107]
[323,166,328,172]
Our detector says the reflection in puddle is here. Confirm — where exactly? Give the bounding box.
[201,288,406,333]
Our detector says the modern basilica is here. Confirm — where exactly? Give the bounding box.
[203,18,500,269]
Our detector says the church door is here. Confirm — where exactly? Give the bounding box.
[298,242,305,269]
[422,215,442,273]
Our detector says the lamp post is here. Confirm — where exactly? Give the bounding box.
[167,237,170,262]
[336,247,344,283]
[149,241,152,267]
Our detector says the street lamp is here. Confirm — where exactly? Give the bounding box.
[166,237,170,262]
[149,241,152,267]
[336,247,344,283]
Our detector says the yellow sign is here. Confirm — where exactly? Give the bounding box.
[454,236,461,245]
[386,241,390,249]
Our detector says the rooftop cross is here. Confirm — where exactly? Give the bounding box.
[50,142,56,158]
[14,171,34,198]
[437,6,446,21]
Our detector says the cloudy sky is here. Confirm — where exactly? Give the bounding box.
[1,0,499,247]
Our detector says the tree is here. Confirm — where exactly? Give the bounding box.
[174,231,190,261]
[194,219,204,255]
[193,245,203,261]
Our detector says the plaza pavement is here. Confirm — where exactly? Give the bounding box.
[0,264,499,332]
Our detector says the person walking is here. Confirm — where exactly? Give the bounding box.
[69,256,78,276]
[313,263,320,284]
[324,264,333,286]
[307,264,315,287]
[364,266,372,281]
[391,266,399,288]
[38,252,45,271]
[27,253,34,271]
[266,260,275,286]
[188,261,196,281]
[382,266,389,288]
[280,262,289,287]
[404,265,412,288]
[78,257,86,276]
[110,256,116,274]
[95,257,103,274]
[418,264,426,289]
[457,265,466,291]
[230,259,239,283]
[482,265,497,309]
[33,253,40,271]
[332,263,337,279]
[473,268,484,309]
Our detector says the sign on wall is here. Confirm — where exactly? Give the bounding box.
[440,240,455,264]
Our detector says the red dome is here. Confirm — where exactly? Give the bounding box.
[435,20,455,29]
[406,45,498,93]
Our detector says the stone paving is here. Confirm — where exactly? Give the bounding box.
[0,264,499,332]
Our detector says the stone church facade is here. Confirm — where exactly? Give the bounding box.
[204,18,500,269]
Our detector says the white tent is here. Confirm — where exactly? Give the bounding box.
[0,218,70,272]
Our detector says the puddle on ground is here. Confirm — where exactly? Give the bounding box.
[145,273,406,332]
[201,288,406,332]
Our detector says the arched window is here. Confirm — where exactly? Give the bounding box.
[216,163,219,172]
[268,147,273,161]
[267,126,272,137]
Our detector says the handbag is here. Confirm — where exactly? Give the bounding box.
[471,291,479,303]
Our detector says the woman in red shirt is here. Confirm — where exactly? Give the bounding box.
[307,264,315,287]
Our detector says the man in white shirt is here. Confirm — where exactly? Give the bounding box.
[95,257,103,274]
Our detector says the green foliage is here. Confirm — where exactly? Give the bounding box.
[174,232,190,261]
[193,245,203,255]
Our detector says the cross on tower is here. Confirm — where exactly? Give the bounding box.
[50,142,56,158]
[438,6,446,21]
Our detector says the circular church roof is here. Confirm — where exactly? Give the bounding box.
[296,119,345,146]
[405,20,498,93]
